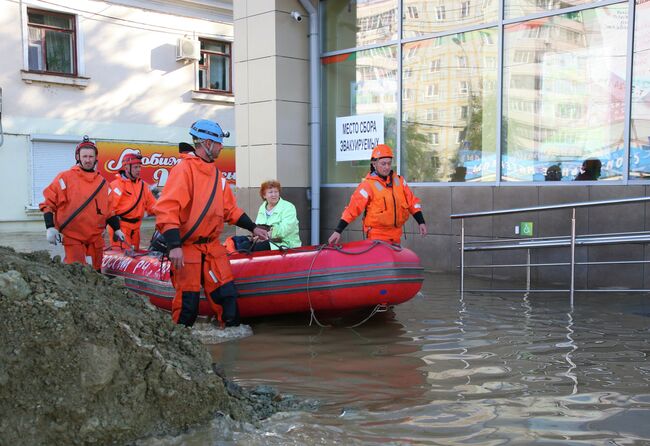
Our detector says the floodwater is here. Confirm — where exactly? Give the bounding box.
[165,274,650,445]
[3,233,650,445]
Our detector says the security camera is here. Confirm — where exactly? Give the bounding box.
[290,11,303,22]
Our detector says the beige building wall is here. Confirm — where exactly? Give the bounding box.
[233,0,313,240]
[0,0,234,232]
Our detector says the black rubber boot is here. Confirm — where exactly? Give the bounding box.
[210,282,240,327]
[177,291,200,327]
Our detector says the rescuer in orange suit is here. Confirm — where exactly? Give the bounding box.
[328,144,427,245]
[154,120,270,327]
[109,152,157,250]
[40,136,125,271]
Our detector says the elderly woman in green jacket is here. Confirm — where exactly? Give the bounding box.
[253,180,301,250]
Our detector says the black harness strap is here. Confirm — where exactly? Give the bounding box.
[118,181,145,219]
[180,169,220,244]
[59,178,106,232]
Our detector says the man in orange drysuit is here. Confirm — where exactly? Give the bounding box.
[154,120,270,327]
[40,136,125,271]
[109,152,157,250]
[328,144,427,245]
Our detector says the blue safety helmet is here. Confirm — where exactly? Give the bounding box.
[189,119,230,144]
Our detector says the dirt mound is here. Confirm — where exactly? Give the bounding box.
[0,247,253,445]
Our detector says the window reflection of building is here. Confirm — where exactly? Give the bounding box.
[503,5,628,181]
[402,0,498,37]
[505,0,597,20]
[321,1,638,184]
[321,45,398,183]
[631,0,650,179]
[322,0,397,52]
[402,29,498,182]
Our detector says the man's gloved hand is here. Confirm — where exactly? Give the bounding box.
[46,227,61,245]
[113,229,126,242]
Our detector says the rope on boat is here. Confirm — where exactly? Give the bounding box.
[306,244,331,328]
[345,303,389,328]
[305,240,401,328]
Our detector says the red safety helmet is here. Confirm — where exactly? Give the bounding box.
[122,152,143,166]
[371,144,394,160]
[75,135,98,162]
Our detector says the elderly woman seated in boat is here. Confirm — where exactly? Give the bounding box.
[250,180,301,251]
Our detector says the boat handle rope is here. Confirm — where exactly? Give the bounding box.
[306,240,400,328]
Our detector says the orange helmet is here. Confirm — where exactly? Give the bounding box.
[123,152,142,166]
[371,144,394,160]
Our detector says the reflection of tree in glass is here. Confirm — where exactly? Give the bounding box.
[400,118,438,183]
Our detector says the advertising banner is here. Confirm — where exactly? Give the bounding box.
[96,142,235,187]
[335,113,384,161]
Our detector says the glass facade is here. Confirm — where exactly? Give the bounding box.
[321,46,398,183]
[631,0,650,179]
[503,5,628,181]
[321,1,640,184]
[402,29,498,182]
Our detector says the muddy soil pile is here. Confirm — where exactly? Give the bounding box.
[0,247,309,445]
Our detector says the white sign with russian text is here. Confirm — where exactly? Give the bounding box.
[335,113,384,161]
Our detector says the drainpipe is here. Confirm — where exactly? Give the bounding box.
[299,0,320,245]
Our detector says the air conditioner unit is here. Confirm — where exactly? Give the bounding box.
[176,38,200,62]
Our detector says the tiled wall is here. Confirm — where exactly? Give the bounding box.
[321,185,650,289]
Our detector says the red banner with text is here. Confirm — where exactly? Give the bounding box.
[96,142,235,187]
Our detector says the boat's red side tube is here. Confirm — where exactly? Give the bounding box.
[102,240,424,318]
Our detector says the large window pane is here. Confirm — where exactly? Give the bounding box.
[403,0,498,38]
[322,0,397,53]
[631,0,650,179]
[502,5,628,182]
[322,46,398,183]
[506,0,599,19]
[402,29,498,182]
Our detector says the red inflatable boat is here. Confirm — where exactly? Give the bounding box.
[101,240,424,318]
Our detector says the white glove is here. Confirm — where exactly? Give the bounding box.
[113,229,126,242]
[46,227,61,245]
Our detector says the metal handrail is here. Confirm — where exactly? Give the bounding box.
[450,196,650,220]
[453,196,650,305]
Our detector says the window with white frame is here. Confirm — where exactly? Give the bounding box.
[426,83,439,97]
[461,2,471,18]
[435,6,446,21]
[407,6,419,19]
[430,132,440,145]
[198,39,232,93]
[459,80,469,95]
[27,8,76,75]
[429,59,441,73]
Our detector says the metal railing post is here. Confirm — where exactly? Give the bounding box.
[526,248,531,292]
[460,218,465,296]
[570,207,576,307]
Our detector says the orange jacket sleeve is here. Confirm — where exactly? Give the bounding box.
[143,183,157,215]
[154,163,192,234]
[222,179,244,225]
[401,178,423,215]
[341,182,372,224]
[39,172,67,214]
[108,178,121,214]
